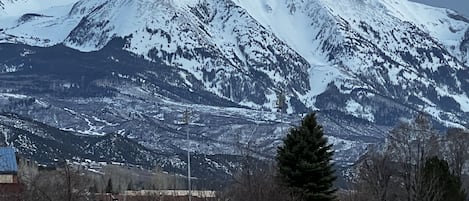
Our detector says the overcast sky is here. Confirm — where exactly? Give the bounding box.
[410,0,469,18]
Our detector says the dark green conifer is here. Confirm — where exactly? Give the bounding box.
[277,113,337,201]
[421,157,465,201]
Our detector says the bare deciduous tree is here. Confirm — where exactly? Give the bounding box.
[352,113,447,201]
[224,161,289,201]
[20,162,91,201]
[352,150,399,201]
[444,128,469,178]
[223,130,289,201]
[384,113,440,201]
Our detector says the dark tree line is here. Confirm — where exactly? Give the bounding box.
[18,162,91,201]
[224,113,338,201]
[349,113,467,201]
[11,111,467,201]
[225,112,469,201]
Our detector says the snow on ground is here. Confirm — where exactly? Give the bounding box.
[345,99,375,122]
[327,135,355,152]
[435,85,469,113]
[423,106,464,128]
[233,0,328,65]
[451,93,469,112]
[0,92,28,99]
[0,0,79,18]
[380,0,468,43]
[231,0,343,110]
[0,1,84,46]
[299,64,342,109]
[2,129,9,146]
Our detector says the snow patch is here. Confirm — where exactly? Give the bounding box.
[345,99,375,122]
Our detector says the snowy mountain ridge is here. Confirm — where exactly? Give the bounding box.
[0,0,469,177]
[1,0,465,122]
[0,0,78,17]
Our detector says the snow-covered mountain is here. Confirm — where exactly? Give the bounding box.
[2,0,468,123]
[0,0,469,178]
[0,0,77,17]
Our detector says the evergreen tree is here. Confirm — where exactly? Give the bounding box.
[105,178,113,194]
[276,113,337,201]
[421,157,465,201]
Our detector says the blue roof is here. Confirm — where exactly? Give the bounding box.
[0,147,18,174]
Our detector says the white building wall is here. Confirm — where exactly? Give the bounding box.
[0,174,14,183]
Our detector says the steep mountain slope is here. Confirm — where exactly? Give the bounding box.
[0,112,248,186]
[462,28,469,64]
[0,0,469,179]
[0,112,162,167]
[0,0,78,17]
[1,0,311,113]
[0,39,383,165]
[1,0,468,124]
[240,0,469,126]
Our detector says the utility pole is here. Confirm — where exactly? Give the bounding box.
[276,88,287,113]
[229,76,234,102]
[183,109,192,201]
[276,89,287,134]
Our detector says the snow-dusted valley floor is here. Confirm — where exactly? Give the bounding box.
[0,92,386,184]
[1,89,385,163]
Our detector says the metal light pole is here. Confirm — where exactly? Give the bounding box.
[183,109,192,201]
[276,89,287,134]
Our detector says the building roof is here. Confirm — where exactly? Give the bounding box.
[0,147,18,174]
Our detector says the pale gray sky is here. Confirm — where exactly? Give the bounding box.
[410,0,469,18]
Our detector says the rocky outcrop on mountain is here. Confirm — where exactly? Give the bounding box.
[461,28,469,65]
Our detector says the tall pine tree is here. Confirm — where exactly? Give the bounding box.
[277,113,337,201]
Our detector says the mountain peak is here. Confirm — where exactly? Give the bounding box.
[0,0,78,17]
[1,0,469,122]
